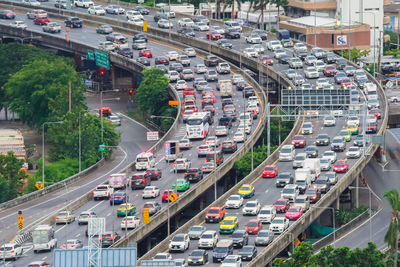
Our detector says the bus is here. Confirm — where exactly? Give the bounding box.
[186,112,210,140]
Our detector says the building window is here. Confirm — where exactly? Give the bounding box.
[331,34,334,44]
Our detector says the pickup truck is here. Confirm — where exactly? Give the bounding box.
[92,185,114,200]
[42,22,61,33]
[205,207,225,223]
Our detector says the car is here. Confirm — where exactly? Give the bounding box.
[172,178,190,192]
[179,138,191,150]
[197,144,212,157]
[158,19,173,28]
[369,108,381,119]
[10,20,28,29]
[256,205,276,224]
[184,168,203,183]
[100,232,121,248]
[301,122,313,135]
[64,17,82,27]
[225,194,244,209]
[60,239,83,249]
[231,230,248,248]
[288,57,303,69]
[115,47,134,58]
[244,219,262,236]
[281,184,299,201]
[339,129,352,142]
[238,184,255,198]
[201,161,215,173]
[133,5,149,15]
[0,9,15,19]
[275,172,294,188]
[273,198,290,213]
[26,9,47,19]
[305,187,322,203]
[106,115,121,125]
[55,211,75,224]
[138,49,152,58]
[0,243,23,260]
[173,158,191,173]
[261,165,278,178]
[75,0,94,8]
[34,17,50,25]
[346,146,361,158]
[293,153,306,169]
[331,136,346,152]
[117,203,136,217]
[193,22,209,31]
[333,160,349,173]
[320,158,331,171]
[225,28,241,39]
[353,135,367,147]
[198,230,218,249]
[323,65,337,77]
[182,47,196,57]
[294,196,310,211]
[177,28,195,37]
[314,176,331,193]
[221,255,242,267]
[110,192,128,205]
[243,48,258,58]
[78,210,97,225]
[335,71,348,84]
[169,234,190,252]
[28,261,50,267]
[323,116,336,127]
[221,139,237,153]
[367,122,378,133]
[242,200,261,216]
[292,135,306,148]
[246,34,262,44]
[219,216,239,234]
[304,55,317,66]
[188,249,209,265]
[143,202,161,215]
[346,124,359,135]
[153,253,172,260]
[341,77,353,88]
[316,134,330,146]
[323,172,338,185]
[23,0,40,5]
[105,5,125,14]
[142,186,160,198]
[207,31,223,40]
[285,206,303,220]
[270,217,289,234]
[304,67,319,79]
[188,225,206,240]
[279,145,295,161]
[137,57,151,66]
[120,216,140,229]
[98,41,115,51]
[233,131,245,143]
[88,5,106,15]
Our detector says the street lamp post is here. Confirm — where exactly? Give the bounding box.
[42,121,64,189]
[78,110,88,173]
[310,206,336,247]
[356,11,377,78]
[348,185,373,243]
[99,89,120,158]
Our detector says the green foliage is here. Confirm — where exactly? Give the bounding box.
[137,68,169,115]
[273,242,388,267]
[270,0,288,14]
[5,58,86,128]
[270,27,277,33]
[338,48,370,63]
[384,30,399,53]
[0,152,26,203]
[383,189,400,266]
[386,49,400,58]
[335,206,368,226]
[364,63,377,76]
[35,157,78,184]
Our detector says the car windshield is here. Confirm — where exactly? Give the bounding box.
[288,207,298,212]
[336,161,345,166]
[232,232,244,238]
[320,159,329,164]
[222,219,235,225]
[208,209,219,214]
[281,148,292,153]
[190,226,203,232]
[172,235,184,241]
[275,200,286,205]
[282,188,294,194]
[260,209,271,214]
[258,231,270,237]
[246,202,257,207]
[229,195,240,200]
[315,179,325,184]
[241,186,251,191]
[296,198,305,203]
[272,218,284,224]
[223,258,237,263]
[201,234,213,239]
[349,147,359,152]
[191,250,204,256]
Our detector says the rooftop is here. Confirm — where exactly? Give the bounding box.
[287,16,360,28]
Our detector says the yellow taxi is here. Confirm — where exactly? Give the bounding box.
[117,203,136,217]
[346,124,359,135]
[238,184,255,198]
[219,216,239,234]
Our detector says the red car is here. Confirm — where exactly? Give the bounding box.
[333,159,349,173]
[305,187,321,203]
[183,87,196,96]
[285,206,303,220]
[139,49,153,58]
[366,122,378,133]
[205,206,226,223]
[261,55,274,65]
[262,165,278,178]
[341,78,353,88]
[291,135,306,148]
[369,108,381,119]
[161,189,179,202]
[323,65,337,77]
[206,31,223,40]
[34,17,50,25]
[245,219,262,235]
[273,198,290,213]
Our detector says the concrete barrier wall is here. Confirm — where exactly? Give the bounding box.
[139,113,303,262]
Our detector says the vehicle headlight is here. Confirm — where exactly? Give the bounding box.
[188,258,192,262]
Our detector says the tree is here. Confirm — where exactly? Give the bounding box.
[5,58,86,128]
[136,68,169,116]
[271,0,288,16]
[384,189,400,267]
[0,152,26,202]
[386,48,400,58]
[338,48,370,63]
[384,30,399,53]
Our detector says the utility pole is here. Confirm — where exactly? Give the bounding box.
[68,80,72,112]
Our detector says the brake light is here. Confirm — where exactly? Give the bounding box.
[92,191,95,195]
[110,198,113,200]
[142,179,146,184]
[195,173,198,176]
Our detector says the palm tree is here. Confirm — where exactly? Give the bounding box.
[271,0,288,16]
[384,189,400,267]
[253,0,269,29]
[222,0,242,19]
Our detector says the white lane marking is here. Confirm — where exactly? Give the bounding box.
[155,157,165,166]
[0,147,128,223]
[76,233,80,237]
[55,224,67,233]
[42,256,47,260]
[107,212,112,217]
[117,112,152,131]
[89,200,105,211]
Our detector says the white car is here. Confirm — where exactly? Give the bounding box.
[322,150,337,163]
[183,47,196,57]
[169,234,190,252]
[195,64,208,74]
[279,145,295,161]
[193,22,209,31]
[175,80,187,90]
[168,71,180,82]
[107,115,121,125]
[242,200,261,215]
[142,186,160,198]
[128,18,143,26]
[126,10,143,20]
[267,40,283,51]
[347,116,360,126]
[178,138,191,149]
[346,146,361,158]
[75,0,93,8]
[225,194,243,209]
[248,96,259,106]
[257,205,276,223]
[252,44,265,54]
[320,158,331,171]
[0,243,23,260]
[212,26,225,34]
[314,60,326,72]
[153,253,172,260]
[274,49,286,59]
[23,0,40,5]
[301,122,313,135]
[323,116,336,127]
[221,255,242,267]
[198,231,218,249]
[10,21,27,29]
[233,131,245,143]
[88,5,106,15]
[243,48,258,58]
[237,124,251,135]
[270,217,289,234]
[166,51,180,61]
[120,216,140,229]
[178,18,194,27]
[366,114,377,124]
[246,34,262,44]
[174,158,191,172]
[304,67,319,79]
[232,74,244,84]
[215,126,228,136]
[304,55,317,66]
[99,41,115,51]
[158,19,173,29]
[281,184,299,201]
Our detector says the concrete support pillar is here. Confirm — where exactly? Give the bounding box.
[199,196,206,211]
[145,238,151,251]
[335,197,340,210]
[111,67,116,89]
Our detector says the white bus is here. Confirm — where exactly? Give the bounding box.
[186,112,209,140]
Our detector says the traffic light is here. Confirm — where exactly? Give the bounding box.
[99,67,105,77]
[129,89,134,95]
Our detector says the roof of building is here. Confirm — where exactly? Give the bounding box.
[287,16,359,28]
[384,4,400,13]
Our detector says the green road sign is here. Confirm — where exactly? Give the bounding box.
[95,49,109,69]
[98,144,105,152]
[87,50,94,60]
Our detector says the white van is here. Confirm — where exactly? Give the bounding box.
[135,151,155,170]
[224,20,242,32]
[238,112,252,126]
[33,225,57,253]
[108,173,128,189]
[279,145,295,161]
